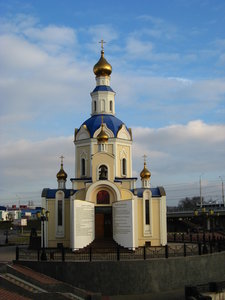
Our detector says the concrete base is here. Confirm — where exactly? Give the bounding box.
[15,251,225,296]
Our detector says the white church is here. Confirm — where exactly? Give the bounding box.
[41,43,167,250]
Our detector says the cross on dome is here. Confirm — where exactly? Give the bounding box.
[99,39,106,51]
[143,154,147,164]
[60,155,64,165]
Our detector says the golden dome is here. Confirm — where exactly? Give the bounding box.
[97,123,108,143]
[93,50,112,77]
[57,163,67,181]
[140,162,151,179]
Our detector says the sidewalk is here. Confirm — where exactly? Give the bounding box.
[0,245,17,263]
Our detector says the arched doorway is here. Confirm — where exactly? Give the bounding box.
[95,190,112,239]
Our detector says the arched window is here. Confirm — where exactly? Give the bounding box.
[145,199,150,225]
[101,99,105,112]
[58,200,62,226]
[110,101,113,112]
[122,158,127,176]
[99,165,108,180]
[94,101,97,112]
[81,158,85,176]
[97,190,110,204]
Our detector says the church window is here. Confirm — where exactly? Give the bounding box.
[110,101,113,111]
[94,101,97,111]
[81,158,86,176]
[99,165,108,180]
[58,200,62,226]
[122,158,127,176]
[97,190,110,204]
[145,200,150,225]
[101,99,105,112]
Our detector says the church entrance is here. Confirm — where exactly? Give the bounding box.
[95,206,112,239]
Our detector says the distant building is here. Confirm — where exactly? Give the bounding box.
[42,46,167,249]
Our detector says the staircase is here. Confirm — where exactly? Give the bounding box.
[88,237,121,249]
[0,263,101,299]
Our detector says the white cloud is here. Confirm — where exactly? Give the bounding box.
[136,14,177,40]
[24,25,76,45]
[132,121,225,183]
[0,35,48,71]
[126,37,154,57]
[0,14,38,35]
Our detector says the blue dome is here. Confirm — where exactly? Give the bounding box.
[81,114,126,137]
[92,85,114,93]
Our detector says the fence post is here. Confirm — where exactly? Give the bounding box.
[182,233,184,242]
[89,247,92,262]
[184,243,186,257]
[16,246,19,261]
[61,246,65,262]
[173,233,176,242]
[117,246,120,261]
[37,249,40,261]
[198,242,202,255]
[190,234,192,243]
[143,246,146,260]
[165,245,168,258]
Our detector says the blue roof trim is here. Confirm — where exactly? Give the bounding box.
[92,85,114,93]
[131,187,162,198]
[42,189,76,199]
[81,114,126,137]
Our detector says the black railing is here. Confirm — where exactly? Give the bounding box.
[15,238,225,262]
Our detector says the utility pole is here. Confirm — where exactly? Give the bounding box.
[219,176,225,206]
[200,174,203,208]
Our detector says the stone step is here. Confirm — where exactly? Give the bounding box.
[0,273,85,300]
[0,287,31,300]
[8,264,99,299]
[0,273,47,293]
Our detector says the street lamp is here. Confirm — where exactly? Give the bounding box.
[36,208,49,261]
[219,176,225,206]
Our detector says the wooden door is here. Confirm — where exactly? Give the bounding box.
[95,213,104,239]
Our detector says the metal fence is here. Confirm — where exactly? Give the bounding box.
[16,238,225,262]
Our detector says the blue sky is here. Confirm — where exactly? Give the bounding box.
[0,0,225,206]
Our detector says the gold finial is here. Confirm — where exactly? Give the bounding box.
[93,41,112,77]
[99,39,106,51]
[57,155,67,181]
[140,155,151,179]
[97,115,108,143]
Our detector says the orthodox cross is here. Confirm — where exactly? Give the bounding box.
[99,39,106,50]
[60,155,64,165]
[143,154,147,164]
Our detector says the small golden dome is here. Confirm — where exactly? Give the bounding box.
[97,124,108,143]
[140,162,151,179]
[57,163,67,181]
[93,50,112,77]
